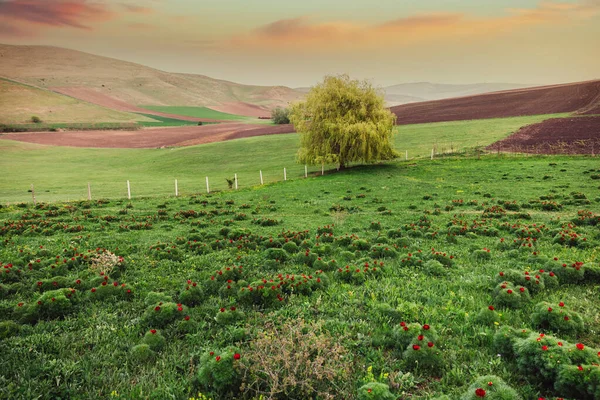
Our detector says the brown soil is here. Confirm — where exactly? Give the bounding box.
[391,80,600,125]
[208,102,271,118]
[0,123,295,148]
[51,87,223,122]
[488,116,600,154]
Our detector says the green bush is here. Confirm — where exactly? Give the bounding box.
[555,364,600,399]
[197,347,241,394]
[402,337,443,373]
[271,107,290,124]
[179,280,204,306]
[31,115,42,123]
[215,306,244,325]
[531,301,584,335]
[493,281,530,308]
[0,320,20,339]
[357,382,396,400]
[474,305,501,326]
[459,375,522,400]
[130,343,155,362]
[141,329,166,352]
[143,302,188,328]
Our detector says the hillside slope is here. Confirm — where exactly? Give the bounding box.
[391,80,600,125]
[0,78,152,124]
[0,44,301,115]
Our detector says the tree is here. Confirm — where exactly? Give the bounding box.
[271,107,290,124]
[290,74,397,170]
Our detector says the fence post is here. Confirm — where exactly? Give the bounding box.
[260,170,263,185]
[234,173,238,190]
[127,180,131,200]
[284,168,287,181]
[87,182,91,201]
[431,149,434,160]
[31,184,36,206]
[321,162,324,176]
[206,177,210,194]
[305,165,307,178]
[405,150,408,161]
[175,179,179,197]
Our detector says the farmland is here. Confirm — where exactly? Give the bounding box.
[0,114,566,204]
[1,154,599,399]
[139,106,270,123]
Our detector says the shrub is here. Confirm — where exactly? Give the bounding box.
[215,306,244,325]
[198,347,242,394]
[143,302,188,328]
[555,364,600,399]
[459,375,522,400]
[179,280,204,306]
[357,382,396,400]
[130,343,155,362]
[531,301,585,335]
[493,281,530,308]
[31,115,42,123]
[402,337,443,373]
[0,320,20,339]
[141,329,166,352]
[474,305,501,326]
[271,107,290,124]
[238,319,352,399]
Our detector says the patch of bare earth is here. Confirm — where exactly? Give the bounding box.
[0,123,295,148]
[488,116,600,154]
[391,80,600,125]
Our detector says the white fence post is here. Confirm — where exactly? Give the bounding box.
[284,168,287,181]
[431,149,434,160]
[234,173,238,190]
[206,176,210,194]
[127,180,131,200]
[260,170,263,185]
[175,179,179,197]
[87,182,91,200]
[405,150,408,161]
[321,162,324,176]
[305,165,308,178]
[31,184,36,206]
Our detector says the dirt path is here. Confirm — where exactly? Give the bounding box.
[0,123,295,148]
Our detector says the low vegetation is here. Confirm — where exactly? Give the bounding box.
[1,155,599,399]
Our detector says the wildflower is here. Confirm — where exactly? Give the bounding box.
[564,316,569,321]
[475,388,486,397]
[150,329,157,334]
[234,353,241,360]
[418,335,424,341]
[412,345,420,351]
[576,343,585,350]
[209,351,214,356]
[215,356,221,362]
[542,345,549,351]
[488,305,495,311]
[185,315,190,321]
[427,342,434,348]
[423,324,430,330]
[155,306,161,312]
[559,302,565,307]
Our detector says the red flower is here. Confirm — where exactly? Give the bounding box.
[578,365,584,371]
[209,351,214,356]
[548,307,553,312]
[177,307,183,312]
[576,343,585,350]
[37,301,42,305]
[234,353,241,360]
[557,342,563,347]
[417,335,424,341]
[427,342,434,348]
[475,388,486,397]
[184,315,190,321]
[220,307,225,312]
[215,356,221,362]
[400,322,406,327]
[155,306,161,311]
[507,289,513,294]
[564,316,569,321]
[519,287,525,292]
[17,302,24,307]
[423,324,430,330]
[150,329,157,334]
[412,345,420,351]
[488,305,495,311]
[487,382,493,386]
[542,345,548,351]
[230,306,236,311]
[91,288,96,293]
[559,301,565,307]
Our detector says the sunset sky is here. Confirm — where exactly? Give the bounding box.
[1,0,599,87]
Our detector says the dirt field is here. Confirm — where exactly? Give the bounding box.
[391,80,600,125]
[0,123,295,148]
[52,87,224,122]
[488,116,600,154]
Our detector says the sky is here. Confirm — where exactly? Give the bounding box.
[0,0,599,87]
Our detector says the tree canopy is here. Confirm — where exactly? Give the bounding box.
[290,74,397,169]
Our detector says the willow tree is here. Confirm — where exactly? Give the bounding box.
[290,74,398,170]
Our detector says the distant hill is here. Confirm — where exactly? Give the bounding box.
[0,78,152,125]
[391,80,600,125]
[0,44,302,117]
[297,82,531,106]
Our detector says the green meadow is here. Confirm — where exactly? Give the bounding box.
[139,106,269,123]
[0,114,566,204]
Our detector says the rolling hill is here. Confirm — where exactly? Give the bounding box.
[391,80,600,125]
[0,43,301,117]
[0,78,153,125]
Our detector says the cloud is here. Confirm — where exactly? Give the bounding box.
[227,1,600,51]
[121,3,154,14]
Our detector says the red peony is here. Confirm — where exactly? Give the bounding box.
[488,305,495,311]
[427,342,434,348]
[576,343,585,350]
[475,388,486,397]
[150,329,157,334]
[559,302,565,307]
[423,324,430,330]
[215,356,221,362]
[154,306,161,311]
[234,353,241,360]
[412,345,420,351]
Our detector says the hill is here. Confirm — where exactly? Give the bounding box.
[0,44,301,117]
[391,80,600,125]
[0,78,152,125]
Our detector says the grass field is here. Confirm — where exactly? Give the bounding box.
[139,106,271,123]
[0,114,569,204]
[0,78,152,125]
[1,155,599,399]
